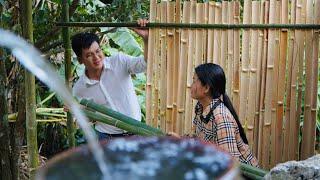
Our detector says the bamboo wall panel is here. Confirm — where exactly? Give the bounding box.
[147,0,319,169]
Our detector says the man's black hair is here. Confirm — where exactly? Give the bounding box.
[71,32,100,58]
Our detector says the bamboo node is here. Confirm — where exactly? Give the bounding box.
[233,90,239,93]
[311,108,317,111]
[264,123,271,126]
[281,29,288,32]
[247,126,254,130]
[181,39,187,43]
[242,68,249,72]
[267,65,274,69]
[167,106,173,109]
[178,109,185,113]
[291,84,297,88]
[271,108,276,112]
[305,104,311,108]
[255,112,259,115]
[160,34,166,38]
[250,68,257,73]
[277,101,283,105]
[168,32,174,36]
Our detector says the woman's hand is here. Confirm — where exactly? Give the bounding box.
[131,19,149,41]
[166,132,181,138]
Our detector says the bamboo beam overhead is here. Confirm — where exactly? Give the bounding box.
[55,22,320,29]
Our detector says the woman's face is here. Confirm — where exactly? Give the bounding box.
[191,73,210,100]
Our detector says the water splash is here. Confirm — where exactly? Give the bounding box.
[0,29,110,179]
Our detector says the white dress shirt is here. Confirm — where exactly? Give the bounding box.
[73,53,147,134]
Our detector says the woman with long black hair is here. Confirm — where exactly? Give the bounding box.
[191,63,258,167]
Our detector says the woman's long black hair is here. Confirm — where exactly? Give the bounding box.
[195,63,249,144]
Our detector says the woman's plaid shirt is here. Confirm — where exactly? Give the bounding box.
[193,98,259,167]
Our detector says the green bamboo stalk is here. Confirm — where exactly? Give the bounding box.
[56,22,320,29]
[83,109,162,136]
[62,0,75,147]
[80,99,165,135]
[22,0,38,178]
[37,92,56,107]
[239,163,268,177]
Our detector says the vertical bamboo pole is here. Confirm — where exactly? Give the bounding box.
[283,0,296,162]
[233,1,241,114]
[227,1,234,97]
[289,0,303,160]
[203,2,209,62]
[62,0,75,148]
[184,1,196,135]
[259,1,270,168]
[159,1,167,131]
[177,1,190,135]
[195,3,204,67]
[247,1,260,150]
[166,2,175,133]
[220,1,228,71]
[23,0,39,178]
[213,3,221,65]
[270,1,281,168]
[274,0,288,165]
[263,0,277,169]
[310,0,320,157]
[301,0,316,160]
[146,0,157,127]
[172,0,181,132]
[153,3,161,128]
[207,2,215,62]
[239,0,251,126]
[253,1,265,157]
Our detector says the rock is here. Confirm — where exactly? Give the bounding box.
[264,154,320,180]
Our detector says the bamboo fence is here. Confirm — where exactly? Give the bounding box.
[146,0,319,170]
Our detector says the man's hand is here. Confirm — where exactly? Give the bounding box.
[131,19,149,41]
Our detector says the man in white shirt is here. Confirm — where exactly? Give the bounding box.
[71,19,148,140]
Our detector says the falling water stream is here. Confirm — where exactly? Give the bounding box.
[0,29,110,179]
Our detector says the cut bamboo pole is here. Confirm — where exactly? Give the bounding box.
[253,1,265,157]
[289,0,303,160]
[146,0,157,126]
[166,2,175,133]
[213,3,221,65]
[184,1,196,135]
[227,1,234,97]
[273,0,288,165]
[220,1,228,70]
[207,2,215,62]
[300,0,315,160]
[176,1,190,135]
[247,1,260,150]
[159,1,167,131]
[259,1,270,168]
[233,1,241,113]
[239,0,251,127]
[195,3,205,67]
[270,1,281,168]
[152,3,161,128]
[283,0,296,162]
[172,0,181,132]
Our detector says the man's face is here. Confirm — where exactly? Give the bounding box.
[80,41,105,72]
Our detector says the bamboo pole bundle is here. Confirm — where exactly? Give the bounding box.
[227,1,234,98]
[253,1,265,157]
[213,3,221,65]
[152,3,161,128]
[184,1,196,135]
[300,0,316,160]
[233,1,241,113]
[258,1,270,168]
[146,0,157,126]
[270,1,281,168]
[289,0,303,160]
[283,0,296,162]
[195,3,205,67]
[159,1,167,131]
[239,0,251,126]
[166,2,175,133]
[207,2,215,62]
[172,0,181,132]
[176,1,190,135]
[247,1,260,150]
[220,1,228,71]
[273,0,288,164]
